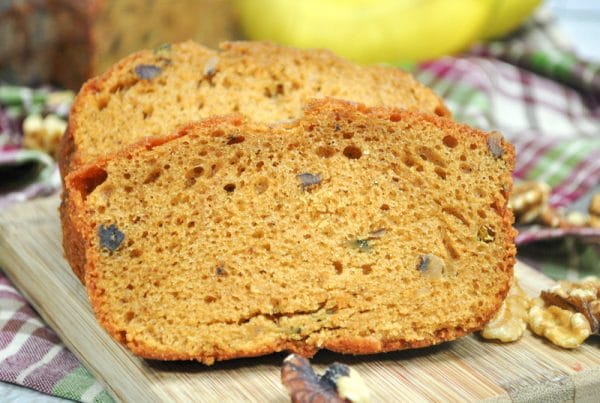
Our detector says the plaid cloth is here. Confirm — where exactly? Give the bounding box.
[0,8,599,402]
[0,277,112,402]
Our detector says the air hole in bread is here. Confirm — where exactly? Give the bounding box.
[97,95,109,111]
[209,163,221,177]
[418,146,445,167]
[442,206,470,226]
[442,234,461,259]
[342,132,353,139]
[142,105,153,120]
[185,166,204,184]
[143,169,161,184]
[443,135,458,148]
[74,166,108,199]
[434,167,447,180]
[227,136,245,145]
[125,311,135,322]
[276,83,284,96]
[434,105,447,116]
[333,261,343,274]
[389,112,402,122]
[343,145,362,159]
[223,183,236,192]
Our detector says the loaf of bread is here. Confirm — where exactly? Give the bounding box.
[0,0,234,89]
[59,40,450,281]
[64,99,515,363]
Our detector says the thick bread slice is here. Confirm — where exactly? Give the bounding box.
[65,99,515,364]
[60,40,449,281]
[59,40,449,175]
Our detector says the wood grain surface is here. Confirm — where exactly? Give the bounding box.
[0,195,599,402]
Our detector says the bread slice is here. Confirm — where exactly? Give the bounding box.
[59,40,449,281]
[65,99,515,363]
[59,40,449,175]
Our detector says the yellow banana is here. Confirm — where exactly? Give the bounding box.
[234,0,541,64]
[484,0,542,39]
[234,0,495,64]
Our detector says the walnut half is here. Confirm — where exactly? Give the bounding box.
[509,181,550,224]
[528,298,591,349]
[542,277,600,335]
[481,277,531,342]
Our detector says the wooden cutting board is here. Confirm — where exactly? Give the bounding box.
[1,195,599,402]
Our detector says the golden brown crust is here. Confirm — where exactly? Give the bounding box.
[65,99,515,364]
[59,192,86,282]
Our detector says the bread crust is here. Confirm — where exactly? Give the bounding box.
[64,99,515,363]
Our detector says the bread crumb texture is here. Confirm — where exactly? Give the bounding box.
[67,99,515,364]
[60,41,449,174]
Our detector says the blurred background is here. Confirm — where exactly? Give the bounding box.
[0,0,551,89]
[1,0,598,91]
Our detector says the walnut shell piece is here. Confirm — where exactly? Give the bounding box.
[508,181,551,225]
[528,300,591,349]
[281,354,370,403]
[588,193,600,228]
[22,113,67,158]
[589,193,600,217]
[481,278,531,342]
[281,354,345,403]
